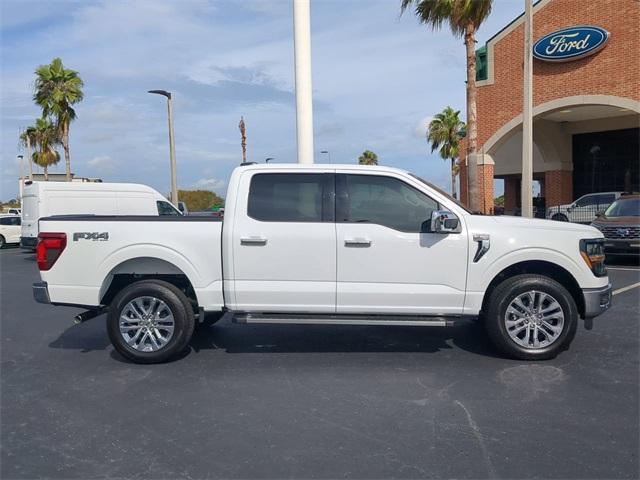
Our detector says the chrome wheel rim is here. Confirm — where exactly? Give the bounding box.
[504,290,564,349]
[119,296,175,352]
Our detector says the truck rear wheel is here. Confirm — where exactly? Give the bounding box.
[484,274,578,360]
[107,280,195,364]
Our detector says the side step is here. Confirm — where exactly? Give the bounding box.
[233,313,458,327]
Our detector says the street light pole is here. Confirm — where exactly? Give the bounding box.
[148,90,178,206]
[17,155,24,183]
[24,136,33,180]
[521,0,534,218]
[293,0,314,164]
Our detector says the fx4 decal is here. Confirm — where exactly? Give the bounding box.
[73,232,109,242]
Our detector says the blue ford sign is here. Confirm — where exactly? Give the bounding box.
[533,26,609,62]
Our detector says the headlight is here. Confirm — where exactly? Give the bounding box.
[580,238,607,277]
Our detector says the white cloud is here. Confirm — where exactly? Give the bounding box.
[414,116,433,140]
[87,155,111,167]
[193,178,226,192]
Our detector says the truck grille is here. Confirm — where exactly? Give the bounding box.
[593,224,640,239]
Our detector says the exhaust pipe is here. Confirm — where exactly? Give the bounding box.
[74,307,108,324]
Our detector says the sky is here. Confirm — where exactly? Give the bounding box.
[0,0,524,201]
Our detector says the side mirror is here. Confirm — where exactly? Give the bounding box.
[595,211,605,218]
[430,210,459,233]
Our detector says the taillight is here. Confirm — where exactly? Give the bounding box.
[37,233,67,271]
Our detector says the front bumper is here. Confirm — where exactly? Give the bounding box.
[603,238,640,256]
[33,282,50,304]
[582,283,612,319]
[21,236,37,249]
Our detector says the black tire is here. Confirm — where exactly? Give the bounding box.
[484,274,578,360]
[0,235,5,249]
[551,213,568,222]
[107,280,195,364]
[196,311,224,329]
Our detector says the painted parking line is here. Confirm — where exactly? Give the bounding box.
[612,282,640,296]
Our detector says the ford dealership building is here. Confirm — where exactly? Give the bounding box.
[459,0,639,214]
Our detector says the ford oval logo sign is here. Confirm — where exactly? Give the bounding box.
[533,26,609,62]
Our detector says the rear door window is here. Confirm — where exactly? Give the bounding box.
[248,173,334,222]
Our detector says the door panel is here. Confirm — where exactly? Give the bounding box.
[232,172,336,312]
[336,174,468,315]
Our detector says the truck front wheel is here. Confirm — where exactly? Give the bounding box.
[485,274,578,360]
[107,280,195,364]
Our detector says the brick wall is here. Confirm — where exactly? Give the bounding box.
[458,0,639,213]
[476,0,639,149]
[544,170,573,208]
[504,177,518,211]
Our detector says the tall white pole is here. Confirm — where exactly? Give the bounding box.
[521,0,534,218]
[293,0,314,164]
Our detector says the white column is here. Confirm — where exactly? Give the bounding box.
[293,0,314,164]
[521,0,534,218]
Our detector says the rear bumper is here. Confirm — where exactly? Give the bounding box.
[582,283,612,319]
[33,282,50,304]
[21,236,37,249]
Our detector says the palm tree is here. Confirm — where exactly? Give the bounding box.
[358,150,379,165]
[401,0,492,211]
[19,125,37,180]
[33,58,84,181]
[427,106,465,198]
[29,118,61,181]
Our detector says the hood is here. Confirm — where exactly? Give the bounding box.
[592,216,640,226]
[469,214,600,235]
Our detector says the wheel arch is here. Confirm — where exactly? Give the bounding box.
[99,257,199,309]
[481,260,585,318]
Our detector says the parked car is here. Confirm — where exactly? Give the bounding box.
[7,208,21,215]
[177,201,189,215]
[33,164,611,364]
[547,191,622,224]
[20,181,180,249]
[591,194,640,257]
[0,214,21,248]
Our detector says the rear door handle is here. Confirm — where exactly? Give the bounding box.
[240,236,268,246]
[344,238,371,247]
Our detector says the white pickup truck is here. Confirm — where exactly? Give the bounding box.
[33,164,612,363]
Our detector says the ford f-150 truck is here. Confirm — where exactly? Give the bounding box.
[33,164,612,363]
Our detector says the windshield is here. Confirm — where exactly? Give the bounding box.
[409,174,472,214]
[604,198,640,217]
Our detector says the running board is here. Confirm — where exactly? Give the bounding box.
[233,313,458,327]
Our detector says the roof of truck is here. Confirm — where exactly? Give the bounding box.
[238,163,410,175]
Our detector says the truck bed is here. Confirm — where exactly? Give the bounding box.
[37,215,224,310]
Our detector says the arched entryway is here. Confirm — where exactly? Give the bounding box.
[481,95,639,214]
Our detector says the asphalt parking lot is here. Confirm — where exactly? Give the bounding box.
[1,247,638,479]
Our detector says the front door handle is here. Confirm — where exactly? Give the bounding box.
[344,238,372,247]
[240,236,268,246]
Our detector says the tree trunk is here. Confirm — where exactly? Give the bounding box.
[44,165,49,181]
[465,23,479,212]
[63,122,71,181]
[451,158,457,199]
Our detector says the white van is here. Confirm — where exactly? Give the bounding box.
[21,181,179,249]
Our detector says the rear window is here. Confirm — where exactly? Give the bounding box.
[248,173,330,222]
[0,216,20,226]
